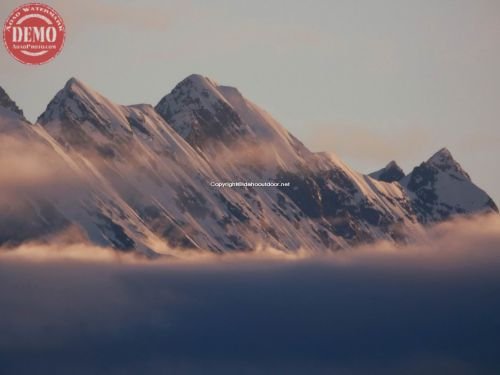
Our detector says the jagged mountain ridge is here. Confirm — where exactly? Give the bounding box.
[156,75,421,245]
[36,78,367,253]
[0,75,497,255]
[370,148,498,223]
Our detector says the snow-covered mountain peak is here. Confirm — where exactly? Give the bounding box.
[171,74,243,105]
[53,77,103,108]
[0,86,25,119]
[63,77,97,97]
[155,74,250,150]
[426,147,470,181]
[159,74,228,111]
[36,78,139,150]
[38,77,108,125]
[181,73,220,89]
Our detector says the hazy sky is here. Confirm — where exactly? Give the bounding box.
[1,0,499,203]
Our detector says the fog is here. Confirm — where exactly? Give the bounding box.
[1,214,500,374]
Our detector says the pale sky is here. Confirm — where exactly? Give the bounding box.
[1,0,499,204]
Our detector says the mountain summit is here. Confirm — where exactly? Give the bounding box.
[155,74,251,150]
[399,148,497,222]
[37,77,135,136]
[426,147,471,181]
[369,160,405,182]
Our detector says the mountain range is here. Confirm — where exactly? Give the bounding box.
[0,74,497,256]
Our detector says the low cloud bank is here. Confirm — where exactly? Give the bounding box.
[1,214,500,374]
[0,135,86,206]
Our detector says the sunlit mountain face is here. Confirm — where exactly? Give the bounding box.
[0,75,497,255]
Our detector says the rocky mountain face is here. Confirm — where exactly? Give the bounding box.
[0,86,24,119]
[369,161,405,183]
[0,76,497,255]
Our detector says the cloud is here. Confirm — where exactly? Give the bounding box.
[1,214,500,374]
[0,228,139,263]
[0,136,65,190]
[0,133,87,207]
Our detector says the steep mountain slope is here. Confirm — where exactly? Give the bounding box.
[36,78,218,254]
[35,78,344,253]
